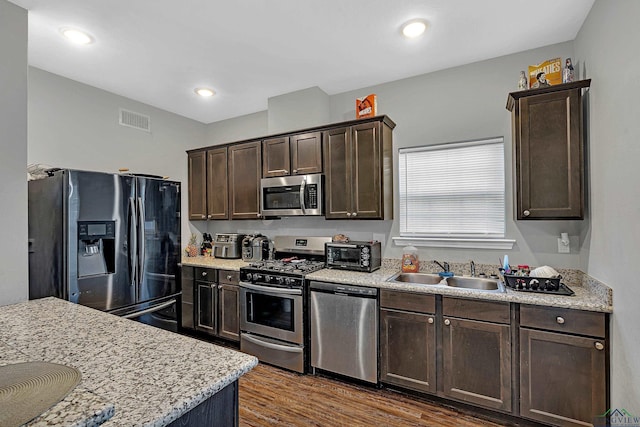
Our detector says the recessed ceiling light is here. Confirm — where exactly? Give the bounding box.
[401,19,427,38]
[60,27,94,45]
[195,88,216,97]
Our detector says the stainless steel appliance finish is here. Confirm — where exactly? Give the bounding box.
[325,240,382,272]
[239,235,331,373]
[310,281,378,384]
[241,234,270,262]
[28,169,181,332]
[213,233,244,259]
[260,174,323,217]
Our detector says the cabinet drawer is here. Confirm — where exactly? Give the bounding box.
[520,305,606,338]
[443,297,510,324]
[219,269,239,285]
[195,267,217,283]
[380,290,435,314]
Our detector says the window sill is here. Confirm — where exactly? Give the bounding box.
[392,236,516,250]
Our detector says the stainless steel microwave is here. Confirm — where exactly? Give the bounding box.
[260,174,323,217]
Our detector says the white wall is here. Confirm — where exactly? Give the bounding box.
[28,67,206,247]
[203,41,585,269]
[574,0,640,412]
[0,1,28,306]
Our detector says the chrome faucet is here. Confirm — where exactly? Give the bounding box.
[470,260,476,277]
[434,260,450,272]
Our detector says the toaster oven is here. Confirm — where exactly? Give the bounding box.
[325,241,382,272]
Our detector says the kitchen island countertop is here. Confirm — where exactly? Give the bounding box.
[0,297,257,426]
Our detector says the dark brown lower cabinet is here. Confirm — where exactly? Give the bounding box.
[520,328,607,426]
[442,299,512,412]
[191,268,240,343]
[380,308,436,394]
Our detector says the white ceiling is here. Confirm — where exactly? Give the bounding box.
[10,0,594,124]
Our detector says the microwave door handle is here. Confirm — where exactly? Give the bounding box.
[300,177,306,214]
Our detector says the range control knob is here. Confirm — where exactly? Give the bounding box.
[254,274,263,282]
[276,276,285,285]
[264,275,272,283]
[284,277,292,286]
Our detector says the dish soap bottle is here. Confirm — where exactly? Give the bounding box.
[401,246,420,273]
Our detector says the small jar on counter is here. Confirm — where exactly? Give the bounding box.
[401,246,420,273]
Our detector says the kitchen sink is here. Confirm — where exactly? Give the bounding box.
[387,272,445,285]
[445,276,504,292]
[387,272,505,293]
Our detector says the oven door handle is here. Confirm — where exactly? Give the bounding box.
[240,282,303,296]
[242,334,304,353]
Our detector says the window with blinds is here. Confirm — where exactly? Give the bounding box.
[398,137,505,239]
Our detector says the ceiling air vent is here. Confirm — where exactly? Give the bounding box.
[119,108,151,132]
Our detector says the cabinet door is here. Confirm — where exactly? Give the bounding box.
[180,266,194,330]
[196,283,216,335]
[516,88,583,219]
[442,317,512,412]
[188,151,207,220]
[291,131,322,175]
[262,136,290,177]
[380,308,436,394]
[206,147,228,220]
[228,141,262,219]
[323,126,353,218]
[352,122,382,218]
[520,328,607,426]
[217,283,240,342]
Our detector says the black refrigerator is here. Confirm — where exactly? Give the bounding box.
[28,169,182,332]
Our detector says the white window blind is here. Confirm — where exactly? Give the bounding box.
[398,137,505,239]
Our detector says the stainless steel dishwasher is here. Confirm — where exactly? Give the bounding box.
[309,281,378,383]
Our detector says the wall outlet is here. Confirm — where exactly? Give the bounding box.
[557,238,570,253]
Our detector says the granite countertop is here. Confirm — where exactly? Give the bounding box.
[0,297,258,426]
[307,261,613,313]
[181,255,248,270]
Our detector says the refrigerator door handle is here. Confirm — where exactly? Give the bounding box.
[128,197,137,286]
[137,196,145,287]
[121,299,176,319]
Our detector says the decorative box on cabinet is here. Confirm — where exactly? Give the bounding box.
[507,79,591,219]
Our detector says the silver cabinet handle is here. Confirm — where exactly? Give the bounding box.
[523,210,531,217]
[595,342,604,351]
[257,213,261,217]
[428,317,434,324]
[201,214,206,219]
[352,212,357,217]
[227,275,233,280]
[218,284,222,289]
[202,271,207,277]
[293,169,298,173]
[207,214,212,219]
[444,319,451,326]
[347,212,352,217]
[556,316,565,324]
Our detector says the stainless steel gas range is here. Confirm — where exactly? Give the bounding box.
[239,236,331,373]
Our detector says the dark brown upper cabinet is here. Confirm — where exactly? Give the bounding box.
[323,117,395,220]
[188,150,207,220]
[187,147,228,220]
[207,147,228,220]
[507,80,591,220]
[262,132,322,177]
[228,140,262,219]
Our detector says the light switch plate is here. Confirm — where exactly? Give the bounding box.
[557,238,570,253]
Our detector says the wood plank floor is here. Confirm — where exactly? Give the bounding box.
[238,364,507,427]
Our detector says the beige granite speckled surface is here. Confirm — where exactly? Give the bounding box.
[180,255,248,270]
[0,342,114,427]
[307,261,613,313]
[0,298,258,427]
